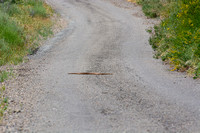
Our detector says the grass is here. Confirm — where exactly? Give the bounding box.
[133,0,200,78]
[138,0,163,18]
[0,0,54,66]
[0,71,10,119]
[128,0,179,19]
[29,1,48,17]
[0,71,10,82]
[0,85,8,120]
[0,11,25,65]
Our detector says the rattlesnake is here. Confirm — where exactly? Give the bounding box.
[68,72,112,75]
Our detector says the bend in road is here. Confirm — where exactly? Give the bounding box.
[28,0,200,132]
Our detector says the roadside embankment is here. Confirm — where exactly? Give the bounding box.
[130,0,200,78]
[0,0,67,130]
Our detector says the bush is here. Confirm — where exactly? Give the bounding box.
[150,0,200,77]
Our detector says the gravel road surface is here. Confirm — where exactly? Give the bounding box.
[2,0,200,132]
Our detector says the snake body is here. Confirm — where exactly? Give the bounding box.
[68,73,112,75]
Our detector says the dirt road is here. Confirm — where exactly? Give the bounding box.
[4,0,200,132]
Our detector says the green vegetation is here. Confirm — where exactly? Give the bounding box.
[0,71,10,82]
[0,70,12,119]
[0,0,55,118]
[136,0,200,78]
[0,85,8,120]
[137,0,163,18]
[0,0,54,66]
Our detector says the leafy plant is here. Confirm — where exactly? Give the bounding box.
[148,0,200,77]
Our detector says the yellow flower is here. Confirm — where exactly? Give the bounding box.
[184,10,187,14]
[167,28,170,30]
[185,41,188,44]
[187,31,192,35]
[177,13,182,18]
[189,19,192,24]
[171,67,177,71]
[163,23,165,26]
[171,50,177,54]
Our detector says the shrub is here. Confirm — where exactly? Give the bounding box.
[150,0,200,77]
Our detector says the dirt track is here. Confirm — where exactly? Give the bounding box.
[2,0,200,132]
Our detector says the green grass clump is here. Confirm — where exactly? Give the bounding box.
[149,0,200,77]
[0,2,22,16]
[0,11,25,65]
[0,0,54,65]
[0,86,8,120]
[0,71,10,82]
[30,4,47,17]
[26,0,48,18]
[136,0,178,18]
[137,0,163,18]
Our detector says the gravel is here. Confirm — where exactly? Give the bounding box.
[1,0,200,132]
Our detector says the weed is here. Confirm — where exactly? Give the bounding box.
[139,0,161,18]
[147,0,200,77]
[0,2,21,16]
[24,0,43,6]
[0,11,25,65]
[38,26,53,38]
[0,71,10,82]
[137,0,178,18]
[0,85,8,119]
[146,28,153,33]
[30,3,47,17]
